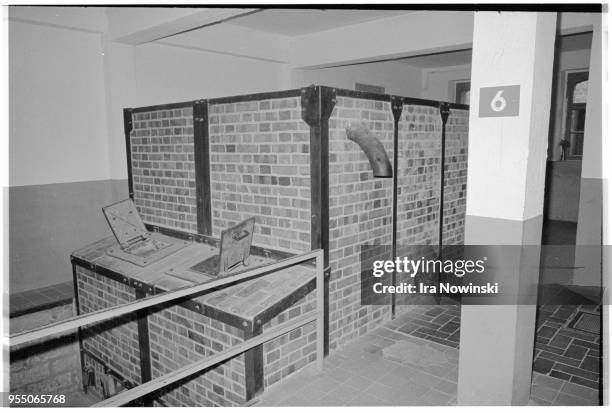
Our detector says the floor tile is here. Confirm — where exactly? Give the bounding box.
[419,388,454,405]
[530,384,559,402]
[528,397,552,406]
[363,382,424,406]
[343,372,375,389]
[553,392,593,406]
[532,372,566,391]
[433,378,457,396]
[560,381,598,401]
[347,392,387,406]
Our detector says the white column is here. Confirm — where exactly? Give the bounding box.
[457,11,556,405]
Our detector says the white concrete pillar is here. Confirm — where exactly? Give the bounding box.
[457,12,556,405]
[574,18,603,286]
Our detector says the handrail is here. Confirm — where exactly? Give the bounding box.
[9,248,325,407]
[9,249,323,347]
[95,312,318,407]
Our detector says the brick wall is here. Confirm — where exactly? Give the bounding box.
[394,104,469,308]
[76,266,142,388]
[396,104,443,246]
[262,292,317,388]
[10,304,82,399]
[208,97,311,252]
[395,104,469,246]
[442,108,469,245]
[75,263,317,406]
[147,287,317,405]
[327,96,395,351]
[147,304,247,407]
[130,107,197,233]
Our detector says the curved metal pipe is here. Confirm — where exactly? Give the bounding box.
[345,124,393,178]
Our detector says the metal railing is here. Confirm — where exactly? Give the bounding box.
[9,249,325,407]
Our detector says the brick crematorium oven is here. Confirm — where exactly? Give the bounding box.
[71,85,469,406]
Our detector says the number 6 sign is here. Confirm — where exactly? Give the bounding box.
[479,85,520,117]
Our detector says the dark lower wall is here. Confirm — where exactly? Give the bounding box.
[9,179,128,293]
[10,303,82,398]
[545,160,581,223]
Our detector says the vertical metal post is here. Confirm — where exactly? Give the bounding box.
[135,288,153,407]
[315,249,325,372]
[71,262,87,392]
[438,103,450,256]
[301,86,336,356]
[123,109,134,199]
[193,100,212,235]
[243,322,264,400]
[437,103,451,304]
[390,97,403,319]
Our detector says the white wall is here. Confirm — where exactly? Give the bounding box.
[9,11,289,185]
[291,61,422,97]
[8,9,289,294]
[9,11,474,188]
[132,43,286,105]
[422,65,471,101]
[9,19,111,186]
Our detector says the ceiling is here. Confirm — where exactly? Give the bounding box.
[227,8,415,36]
[394,31,591,69]
[398,49,472,68]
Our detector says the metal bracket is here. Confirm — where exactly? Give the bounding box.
[320,86,337,121]
[300,86,319,126]
[300,86,337,126]
[193,99,207,124]
[439,102,451,125]
[123,108,133,134]
[390,96,403,123]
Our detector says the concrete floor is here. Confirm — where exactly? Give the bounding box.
[254,308,599,406]
[254,316,459,406]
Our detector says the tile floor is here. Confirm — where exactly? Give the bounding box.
[255,321,458,406]
[530,372,599,405]
[254,309,600,406]
[534,303,601,390]
[391,304,461,348]
[389,299,602,392]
